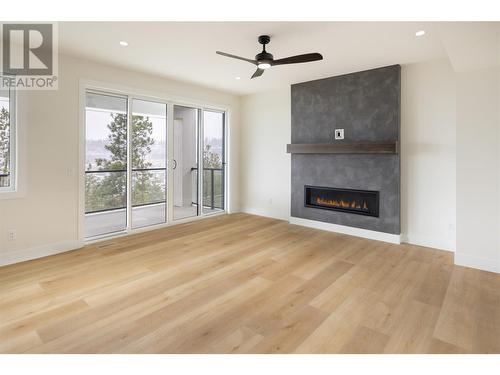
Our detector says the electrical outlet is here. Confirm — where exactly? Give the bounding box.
[8,229,16,241]
[334,129,344,140]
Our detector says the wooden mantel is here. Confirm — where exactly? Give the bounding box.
[286,141,398,155]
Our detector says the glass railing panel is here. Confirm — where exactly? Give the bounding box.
[131,169,166,229]
[84,170,127,237]
[202,168,223,211]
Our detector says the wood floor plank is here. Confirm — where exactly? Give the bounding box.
[382,300,441,353]
[339,326,390,354]
[208,326,264,354]
[1,213,499,353]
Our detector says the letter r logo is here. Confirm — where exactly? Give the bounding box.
[2,24,53,76]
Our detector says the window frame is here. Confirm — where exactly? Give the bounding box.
[0,79,17,194]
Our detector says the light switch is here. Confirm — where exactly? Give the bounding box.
[334,129,344,140]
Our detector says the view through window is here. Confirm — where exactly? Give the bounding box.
[131,99,167,229]
[0,84,14,190]
[85,92,128,237]
[203,110,225,213]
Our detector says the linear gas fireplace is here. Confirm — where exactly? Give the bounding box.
[304,185,379,217]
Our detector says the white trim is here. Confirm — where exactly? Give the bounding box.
[222,111,229,213]
[401,234,455,252]
[289,216,402,244]
[78,82,86,241]
[167,102,174,223]
[241,207,289,221]
[0,80,23,199]
[198,107,203,215]
[454,252,500,274]
[126,96,132,232]
[0,240,84,267]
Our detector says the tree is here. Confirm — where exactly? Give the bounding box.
[203,144,222,168]
[85,113,165,213]
[94,113,127,171]
[0,107,9,173]
[130,114,164,206]
[202,143,223,209]
[0,107,10,187]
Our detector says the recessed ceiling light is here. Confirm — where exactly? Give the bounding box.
[119,41,129,47]
[235,76,241,80]
[415,30,426,37]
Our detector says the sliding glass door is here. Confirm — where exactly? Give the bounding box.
[131,99,167,229]
[172,105,199,221]
[85,92,128,238]
[84,90,226,239]
[202,110,225,214]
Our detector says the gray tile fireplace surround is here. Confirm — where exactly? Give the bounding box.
[290,65,401,235]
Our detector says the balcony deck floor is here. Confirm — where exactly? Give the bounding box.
[85,203,222,238]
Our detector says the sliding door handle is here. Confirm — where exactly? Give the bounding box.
[172,159,177,170]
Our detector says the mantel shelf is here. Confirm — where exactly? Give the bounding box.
[286,141,398,155]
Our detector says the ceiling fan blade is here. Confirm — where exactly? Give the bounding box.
[272,53,323,66]
[251,68,265,79]
[216,51,257,65]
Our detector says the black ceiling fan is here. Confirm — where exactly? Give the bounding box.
[216,35,323,79]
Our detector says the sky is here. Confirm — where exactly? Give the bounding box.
[86,107,223,142]
[0,97,8,111]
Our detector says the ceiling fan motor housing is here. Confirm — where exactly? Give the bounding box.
[256,35,273,64]
[255,51,274,64]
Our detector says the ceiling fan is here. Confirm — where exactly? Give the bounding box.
[216,35,323,79]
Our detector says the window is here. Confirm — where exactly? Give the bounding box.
[0,81,16,192]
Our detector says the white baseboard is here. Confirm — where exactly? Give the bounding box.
[240,207,289,221]
[289,216,401,244]
[401,234,455,252]
[0,240,84,267]
[454,252,500,274]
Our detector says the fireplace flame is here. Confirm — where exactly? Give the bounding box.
[316,197,369,211]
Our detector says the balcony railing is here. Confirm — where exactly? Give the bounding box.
[85,167,166,215]
[191,167,224,210]
[84,166,223,217]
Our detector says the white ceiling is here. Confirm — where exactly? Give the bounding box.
[58,22,498,96]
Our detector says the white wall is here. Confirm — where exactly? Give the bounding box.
[240,60,458,252]
[0,54,240,264]
[240,88,291,220]
[455,67,500,273]
[401,60,457,251]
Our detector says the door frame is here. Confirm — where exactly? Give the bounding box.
[78,79,229,244]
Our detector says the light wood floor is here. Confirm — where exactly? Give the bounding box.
[1,213,499,354]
